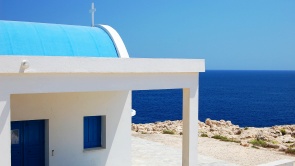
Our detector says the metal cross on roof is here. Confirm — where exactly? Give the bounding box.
[89,3,96,27]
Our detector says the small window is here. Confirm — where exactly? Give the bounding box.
[84,116,102,149]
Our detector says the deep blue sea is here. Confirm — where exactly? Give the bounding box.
[132,70,295,127]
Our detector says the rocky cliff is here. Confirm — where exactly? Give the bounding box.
[132,119,295,153]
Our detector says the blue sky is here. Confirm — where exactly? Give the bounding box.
[1,0,294,70]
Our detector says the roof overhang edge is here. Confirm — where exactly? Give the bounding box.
[0,56,205,74]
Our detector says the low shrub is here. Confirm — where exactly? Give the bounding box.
[249,139,268,148]
[280,129,286,136]
[163,130,175,135]
[252,145,260,149]
[212,135,240,143]
[201,133,208,137]
[285,148,295,155]
[212,135,227,140]
[271,140,279,144]
[244,127,249,130]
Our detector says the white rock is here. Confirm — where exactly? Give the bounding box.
[279,145,288,151]
[240,141,249,147]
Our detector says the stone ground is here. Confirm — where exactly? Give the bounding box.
[132,136,236,166]
[132,133,295,166]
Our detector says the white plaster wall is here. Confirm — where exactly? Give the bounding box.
[0,93,11,166]
[10,91,131,166]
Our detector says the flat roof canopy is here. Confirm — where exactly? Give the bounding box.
[0,56,205,93]
[0,56,205,74]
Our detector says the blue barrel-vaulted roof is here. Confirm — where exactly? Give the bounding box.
[0,20,118,57]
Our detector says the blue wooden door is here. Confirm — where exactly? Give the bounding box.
[11,120,45,166]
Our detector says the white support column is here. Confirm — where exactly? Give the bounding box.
[0,93,11,166]
[182,83,199,165]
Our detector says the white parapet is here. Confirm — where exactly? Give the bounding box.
[257,159,295,166]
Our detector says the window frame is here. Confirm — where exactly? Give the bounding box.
[83,116,102,149]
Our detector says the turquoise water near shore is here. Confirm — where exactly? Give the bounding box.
[132,70,295,127]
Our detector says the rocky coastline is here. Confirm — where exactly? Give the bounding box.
[131,119,295,154]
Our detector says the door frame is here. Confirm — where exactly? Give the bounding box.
[11,119,48,166]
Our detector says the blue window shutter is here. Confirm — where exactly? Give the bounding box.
[84,116,101,149]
